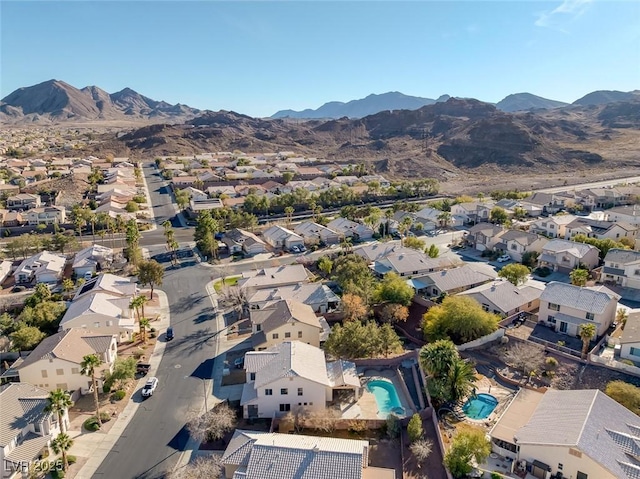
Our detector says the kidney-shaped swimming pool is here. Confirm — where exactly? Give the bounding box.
[366,379,405,417]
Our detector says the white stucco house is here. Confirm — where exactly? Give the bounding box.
[247,283,340,314]
[294,221,341,245]
[240,341,358,419]
[538,239,600,273]
[72,245,114,278]
[73,273,137,300]
[529,214,577,239]
[459,279,544,317]
[326,218,373,241]
[14,251,66,285]
[237,264,310,291]
[58,292,135,341]
[538,282,619,337]
[618,312,640,362]
[600,249,640,289]
[262,225,304,250]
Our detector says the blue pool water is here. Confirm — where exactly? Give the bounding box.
[367,380,404,417]
[462,393,498,419]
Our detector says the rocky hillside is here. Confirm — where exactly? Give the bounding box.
[0,80,202,124]
[496,93,568,112]
[573,90,640,106]
[100,97,640,179]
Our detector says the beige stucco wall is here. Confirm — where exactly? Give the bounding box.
[257,323,320,349]
[518,443,616,479]
[243,377,327,419]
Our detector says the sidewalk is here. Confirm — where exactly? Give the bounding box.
[68,289,171,479]
[139,162,158,232]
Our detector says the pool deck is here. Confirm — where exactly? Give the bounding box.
[339,368,416,420]
[463,375,516,426]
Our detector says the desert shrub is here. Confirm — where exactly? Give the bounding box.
[83,417,100,431]
[621,359,636,366]
[407,414,423,442]
[112,390,126,401]
[67,455,77,465]
[386,414,401,439]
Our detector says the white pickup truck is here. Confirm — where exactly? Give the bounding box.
[141,377,159,398]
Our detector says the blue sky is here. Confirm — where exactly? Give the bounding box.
[2,1,639,117]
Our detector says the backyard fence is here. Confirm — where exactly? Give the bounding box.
[589,353,640,378]
[527,335,585,360]
[457,329,505,352]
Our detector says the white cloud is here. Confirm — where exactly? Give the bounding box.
[535,0,593,30]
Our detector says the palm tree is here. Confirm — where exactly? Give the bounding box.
[570,268,589,287]
[284,206,294,227]
[617,308,629,330]
[129,296,142,322]
[51,433,74,472]
[139,318,150,343]
[87,212,97,244]
[579,323,597,358]
[80,354,103,428]
[447,359,477,404]
[46,389,73,434]
[419,340,459,379]
[437,211,452,229]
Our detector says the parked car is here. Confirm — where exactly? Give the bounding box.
[141,377,159,398]
[497,254,511,263]
[136,363,151,376]
[289,245,300,253]
[166,327,174,341]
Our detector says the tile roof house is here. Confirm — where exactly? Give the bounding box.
[459,279,545,317]
[294,222,341,245]
[410,264,496,298]
[25,206,67,226]
[565,217,637,242]
[238,264,310,291]
[0,383,66,478]
[220,429,395,479]
[262,225,304,251]
[523,192,568,214]
[496,389,640,479]
[250,299,328,349]
[247,283,340,314]
[222,229,267,256]
[9,328,117,394]
[73,273,137,300]
[14,251,66,285]
[465,223,505,251]
[370,249,458,278]
[618,311,640,362]
[326,218,374,241]
[539,282,619,337]
[494,229,548,262]
[600,248,640,289]
[528,214,577,239]
[6,193,41,211]
[605,204,640,227]
[240,341,359,419]
[538,239,600,273]
[72,245,114,278]
[450,201,495,225]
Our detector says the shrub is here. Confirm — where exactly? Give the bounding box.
[103,384,111,394]
[544,357,558,370]
[150,327,156,333]
[99,411,111,423]
[347,419,367,435]
[83,417,100,432]
[407,414,423,442]
[150,332,156,339]
[133,350,143,359]
[112,390,126,401]
[491,473,502,479]
[51,469,65,479]
[386,414,401,439]
[621,359,636,366]
[68,455,77,465]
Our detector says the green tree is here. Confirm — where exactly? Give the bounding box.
[422,296,499,344]
[407,413,423,442]
[378,323,403,358]
[10,326,46,351]
[570,268,589,287]
[427,243,439,258]
[579,322,597,357]
[404,236,426,251]
[62,278,75,298]
[521,250,539,268]
[282,171,294,184]
[489,207,509,225]
[51,433,74,472]
[419,339,459,379]
[284,206,295,226]
[437,211,452,228]
[81,354,103,427]
[444,426,491,478]
[194,210,220,261]
[103,357,137,392]
[139,317,150,343]
[125,219,142,265]
[498,263,531,286]
[317,256,333,277]
[573,236,628,260]
[324,321,401,359]
[333,254,376,303]
[375,272,414,306]
[605,380,640,415]
[175,189,190,210]
[46,389,73,434]
[137,260,164,299]
[446,358,477,404]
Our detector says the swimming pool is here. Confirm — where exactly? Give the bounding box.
[367,379,405,417]
[462,393,498,420]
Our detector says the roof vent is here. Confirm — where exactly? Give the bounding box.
[312,445,320,453]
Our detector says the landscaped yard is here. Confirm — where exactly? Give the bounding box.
[214,276,240,292]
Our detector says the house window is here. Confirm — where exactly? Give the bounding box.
[586,312,595,320]
[576,473,588,479]
[56,369,64,376]
[94,322,100,328]
[629,347,640,357]
[256,324,261,332]
[481,304,490,312]
[558,464,563,471]
[41,370,48,378]
[635,269,640,276]
[272,333,279,339]
[510,244,517,250]
[265,389,273,396]
[298,388,303,396]
[298,331,303,338]
[280,388,288,395]
[547,315,556,324]
[548,302,560,311]
[250,373,256,381]
[279,404,291,412]
[71,368,79,374]
[285,332,291,338]
[527,301,532,307]
[106,320,113,327]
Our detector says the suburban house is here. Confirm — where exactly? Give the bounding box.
[14,251,66,285]
[250,299,329,350]
[247,283,340,314]
[188,197,224,214]
[494,229,548,263]
[72,245,114,278]
[600,249,640,289]
[605,204,640,227]
[490,388,640,479]
[564,217,637,242]
[356,243,412,262]
[58,292,135,341]
[450,201,495,225]
[240,341,358,419]
[410,264,496,298]
[326,218,373,241]
[294,221,341,245]
[6,193,41,210]
[370,249,458,278]
[538,282,619,337]
[237,264,310,291]
[73,273,137,300]
[7,328,117,393]
[222,229,268,256]
[0,383,67,479]
[538,239,600,273]
[618,312,640,362]
[25,206,67,225]
[0,260,12,285]
[220,430,395,479]
[523,192,569,215]
[465,223,505,251]
[262,225,305,251]
[414,206,463,229]
[459,279,545,317]
[179,186,208,201]
[529,214,576,239]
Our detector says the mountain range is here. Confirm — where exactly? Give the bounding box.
[0,79,202,124]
